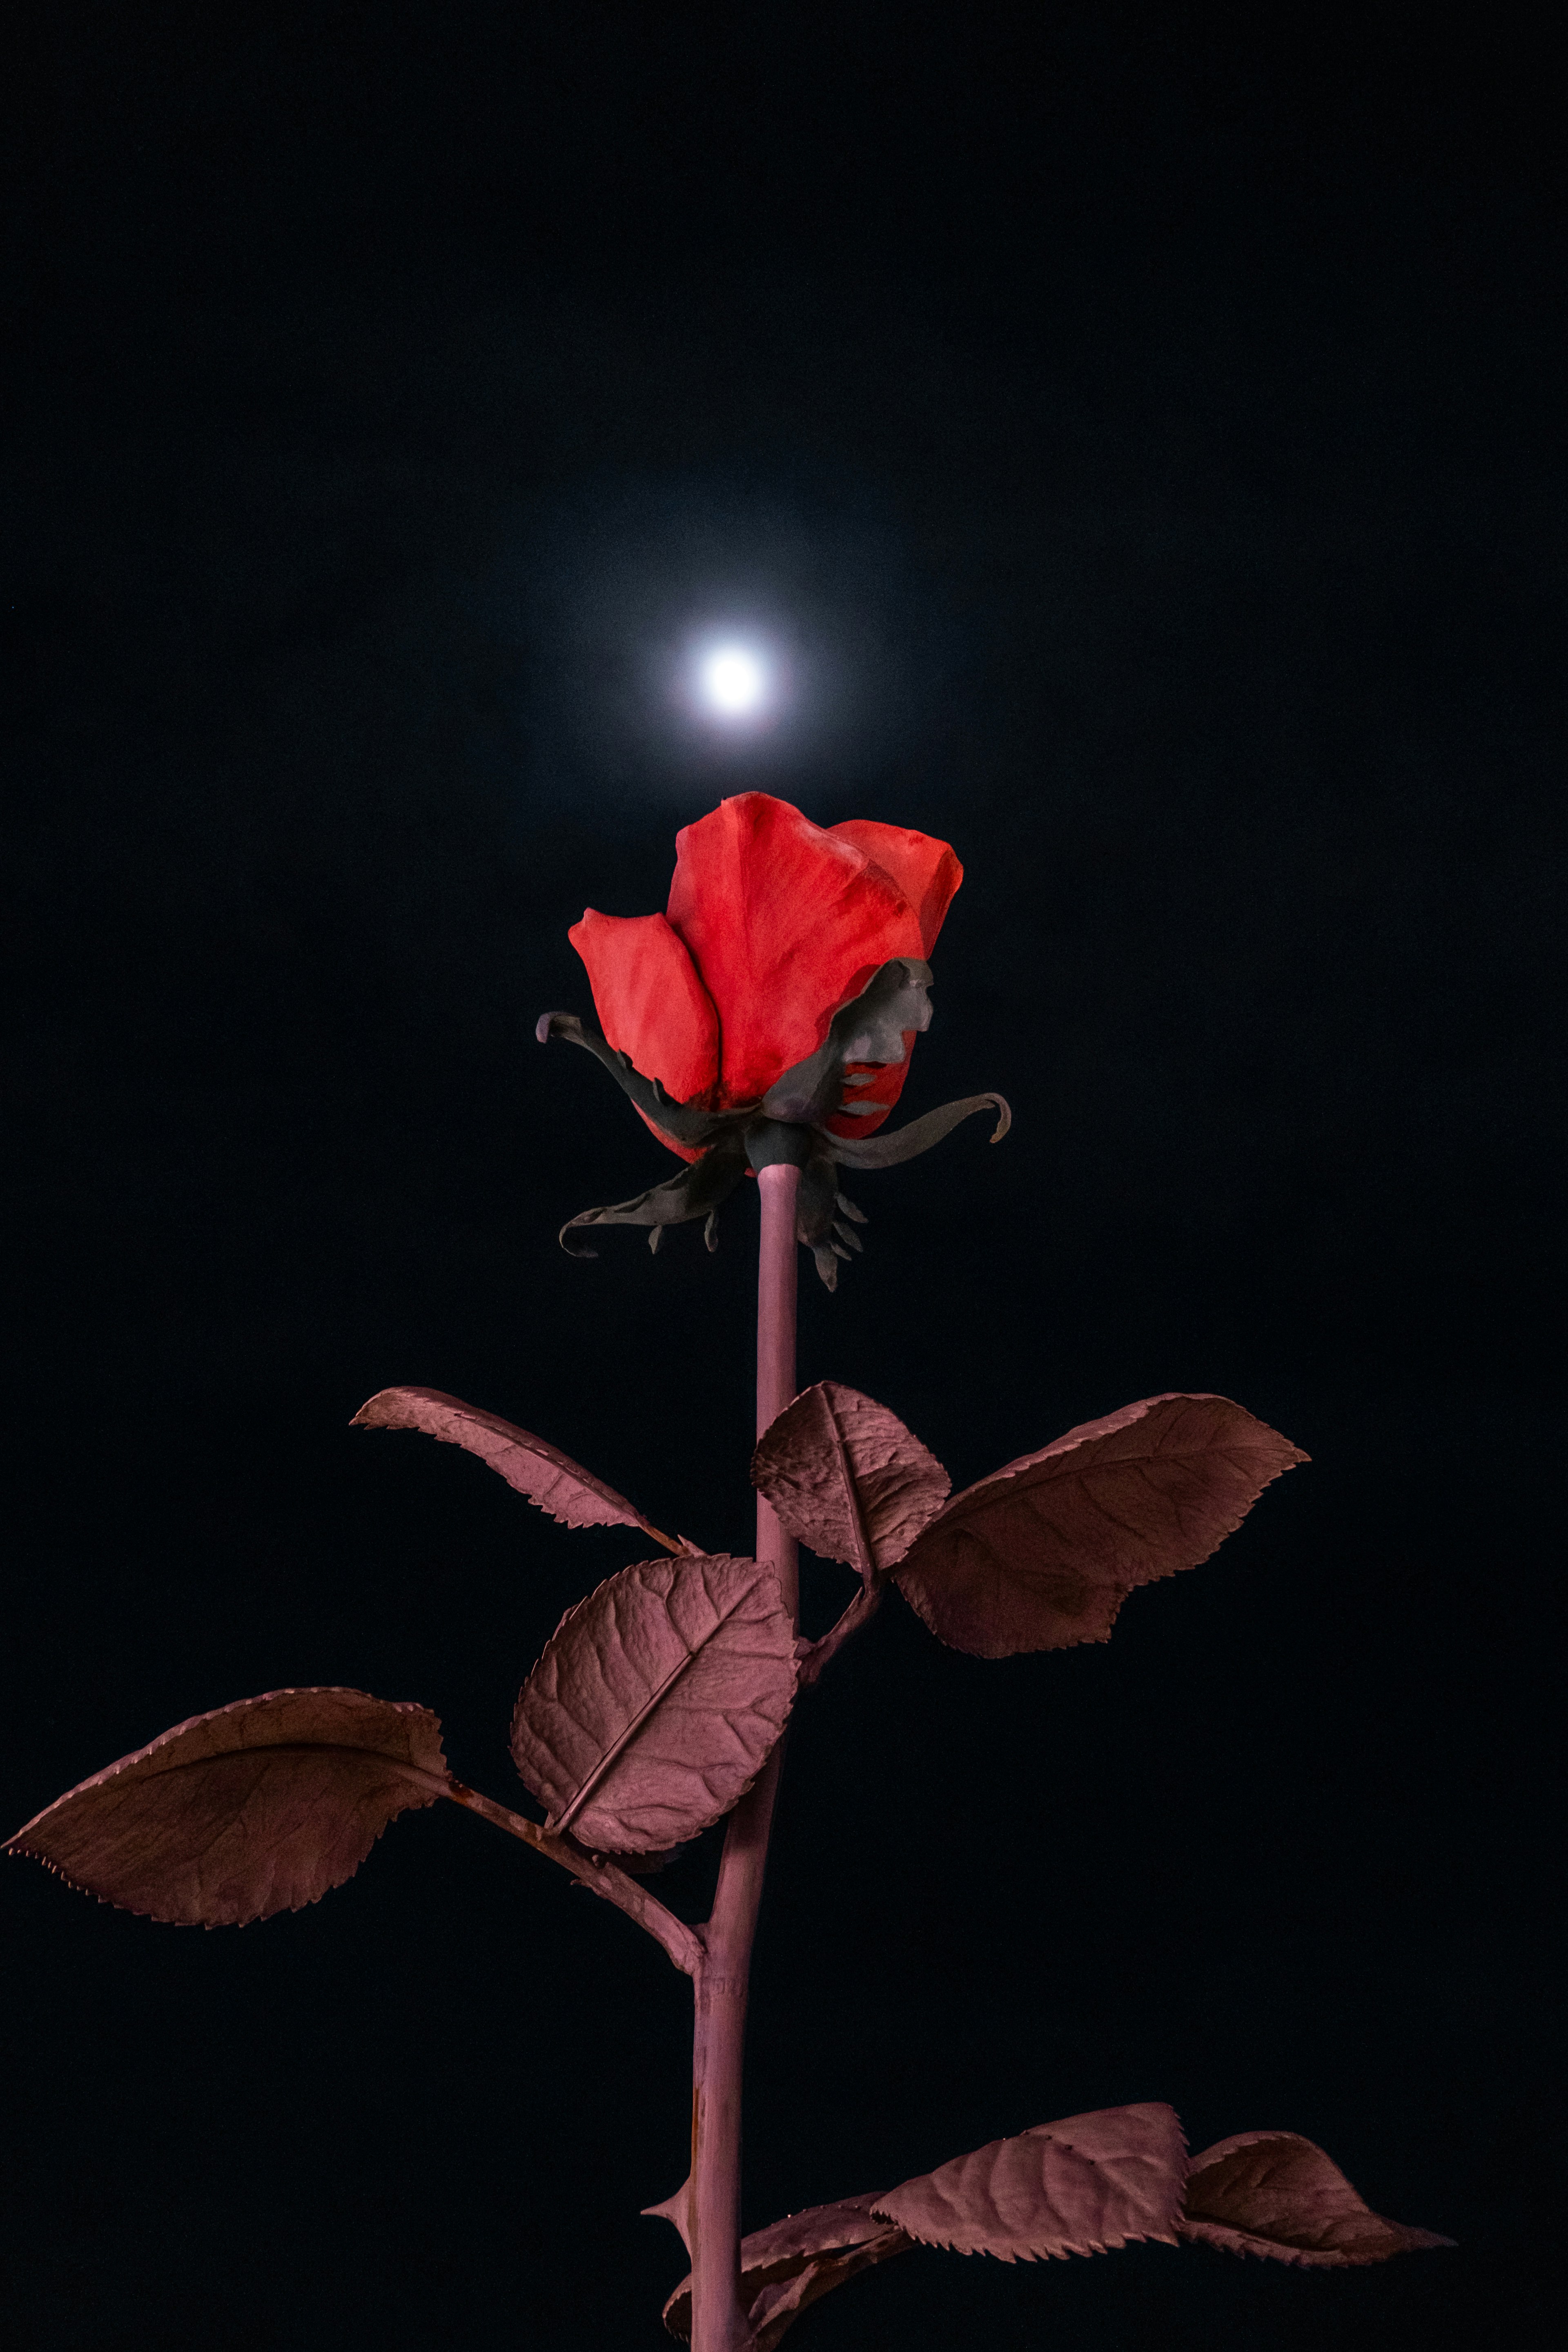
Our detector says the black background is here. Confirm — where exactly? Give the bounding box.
[4,7,1562,2347]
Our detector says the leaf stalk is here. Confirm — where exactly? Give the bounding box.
[443,1780,703,1978]
[795,1582,884,1689]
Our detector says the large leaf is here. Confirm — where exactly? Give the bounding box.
[1182,2131,1454,2266]
[751,1381,951,1581]
[510,1555,796,1854]
[871,2103,1187,2260]
[662,2107,1185,2341]
[662,2196,911,2348]
[895,1392,1306,1657]
[5,1688,448,1926]
[352,1385,679,1549]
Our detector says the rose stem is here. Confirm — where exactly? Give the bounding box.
[688,1160,800,2352]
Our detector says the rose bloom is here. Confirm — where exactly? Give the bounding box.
[569,792,962,1160]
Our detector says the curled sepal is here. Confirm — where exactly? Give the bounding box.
[510,1555,796,1854]
[793,1144,841,1292]
[351,1385,682,1550]
[824,1090,1011,1169]
[661,2194,911,2348]
[557,1144,748,1259]
[872,2103,1187,2261]
[752,1381,951,1582]
[792,1146,869,1291]
[1181,2132,1454,2267]
[761,956,933,1126]
[535,1009,739,1149]
[895,1392,1307,1658]
[5,1689,448,1926]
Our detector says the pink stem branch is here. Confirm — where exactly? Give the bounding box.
[688,1161,800,2352]
[443,1781,703,1978]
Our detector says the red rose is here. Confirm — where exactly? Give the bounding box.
[568,793,962,1159]
[540,793,1005,1283]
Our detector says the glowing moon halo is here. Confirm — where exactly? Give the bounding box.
[696,641,770,720]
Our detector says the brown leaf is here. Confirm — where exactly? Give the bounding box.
[751,1381,951,1580]
[5,1688,448,1927]
[895,1392,1307,1657]
[1181,2131,1454,2266]
[662,2105,1184,2341]
[351,1385,679,1549]
[510,1555,796,1854]
[871,2103,1187,2261]
[662,2195,911,2348]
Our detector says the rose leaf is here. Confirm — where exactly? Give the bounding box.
[870,2102,1187,2261]
[752,1380,951,1581]
[1182,2130,1454,2265]
[6,1688,449,1926]
[895,1392,1307,1657]
[510,1555,796,1854]
[352,1385,681,1549]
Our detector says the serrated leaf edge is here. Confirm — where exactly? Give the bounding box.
[5,1688,450,1929]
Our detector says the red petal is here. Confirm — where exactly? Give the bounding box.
[667,794,926,1104]
[829,820,962,956]
[568,910,720,1107]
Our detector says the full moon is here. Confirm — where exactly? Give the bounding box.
[697,642,770,719]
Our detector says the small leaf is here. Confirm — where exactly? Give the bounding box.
[662,2195,911,2348]
[871,2102,1187,2261]
[752,1381,951,1580]
[1181,2131,1454,2266]
[5,1688,448,1926]
[895,1392,1307,1657]
[510,1555,796,1854]
[352,1385,679,1550]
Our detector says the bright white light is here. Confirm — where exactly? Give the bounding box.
[698,642,769,718]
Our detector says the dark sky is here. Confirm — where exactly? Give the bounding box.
[4,8,1562,2348]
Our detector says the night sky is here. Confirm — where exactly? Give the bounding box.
[4,9,1562,2348]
